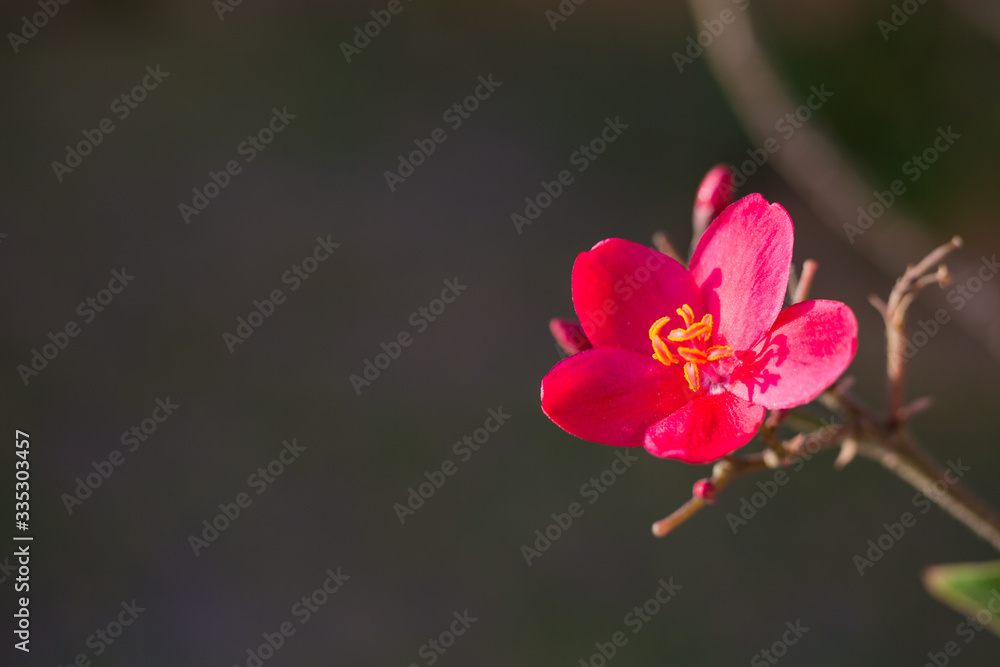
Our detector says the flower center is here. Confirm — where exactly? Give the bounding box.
[648,304,733,392]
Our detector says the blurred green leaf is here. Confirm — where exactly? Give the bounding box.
[924,561,1000,637]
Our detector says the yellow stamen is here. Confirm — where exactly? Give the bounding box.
[649,316,671,337]
[706,345,733,361]
[677,347,708,364]
[649,316,676,364]
[683,361,700,392]
[677,304,695,327]
[652,337,676,365]
[649,304,729,392]
[666,322,708,342]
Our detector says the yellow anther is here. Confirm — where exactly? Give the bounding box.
[670,319,707,342]
[677,304,695,327]
[683,361,700,392]
[649,316,676,365]
[652,336,676,365]
[677,347,708,364]
[649,316,671,337]
[706,345,733,361]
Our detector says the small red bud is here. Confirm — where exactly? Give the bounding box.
[692,165,735,247]
[693,479,716,503]
[549,318,593,356]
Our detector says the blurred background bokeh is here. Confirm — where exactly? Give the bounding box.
[2,0,1000,664]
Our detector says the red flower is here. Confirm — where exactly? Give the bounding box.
[540,194,857,464]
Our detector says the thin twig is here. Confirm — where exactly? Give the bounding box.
[652,456,767,536]
[652,423,848,537]
[792,260,818,305]
[878,237,961,423]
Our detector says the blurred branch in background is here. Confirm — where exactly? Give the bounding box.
[944,0,1000,48]
[687,0,1000,363]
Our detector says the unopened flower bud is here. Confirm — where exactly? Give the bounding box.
[549,318,592,356]
[692,165,734,251]
[693,479,716,503]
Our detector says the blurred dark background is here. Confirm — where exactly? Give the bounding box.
[2,0,1000,665]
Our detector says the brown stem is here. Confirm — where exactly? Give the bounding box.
[651,497,706,538]
[651,425,846,537]
[822,382,1000,554]
[856,431,1000,553]
[880,237,961,422]
[651,456,768,537]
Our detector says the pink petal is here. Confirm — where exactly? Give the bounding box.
[689,194,794,351]
[541,346,694,448]
[644,391,765,464]
[572,238,704,354]
[728,300,858,409]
